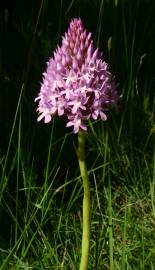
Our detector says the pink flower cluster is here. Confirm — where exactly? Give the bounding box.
[35,18,118,133]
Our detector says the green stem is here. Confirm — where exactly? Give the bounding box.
[77,131,90,270]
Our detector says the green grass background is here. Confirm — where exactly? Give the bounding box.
[0,0,155,269]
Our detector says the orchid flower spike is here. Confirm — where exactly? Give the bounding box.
[35,18,118,133]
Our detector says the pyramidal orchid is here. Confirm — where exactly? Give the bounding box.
[35,18,118,270]
[35,18,118,133]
